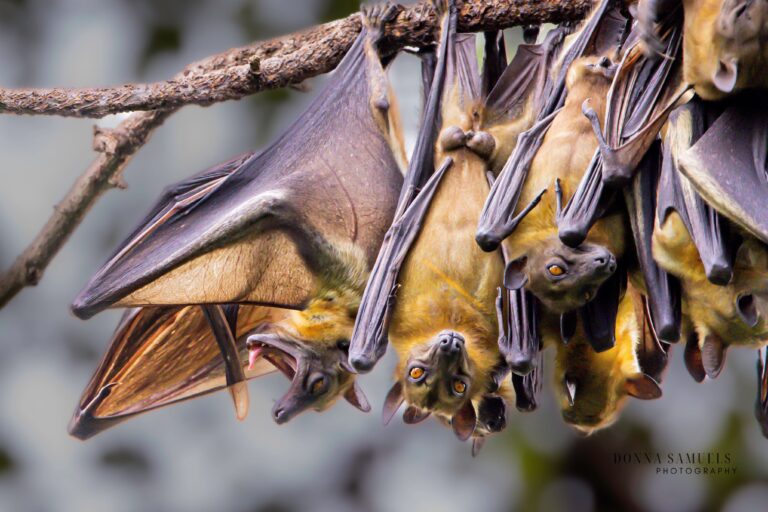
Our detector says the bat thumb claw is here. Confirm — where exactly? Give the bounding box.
[229,382,250,421]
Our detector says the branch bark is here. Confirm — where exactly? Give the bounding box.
[0,0,596,309]
[0,0,595,118]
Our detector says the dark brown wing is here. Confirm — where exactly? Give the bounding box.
[72,23,405,318]
[678,96,768,245]
[476,1,627,250]
[348,0,460,371]
[69,305,280,439]
[657,101,735,285]
[623,141,681,342]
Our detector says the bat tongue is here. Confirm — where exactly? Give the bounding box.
[248,346,263,370]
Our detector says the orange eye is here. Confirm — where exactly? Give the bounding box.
[453,380,466,395]
[548,264,565,276]
[311,377,326,394]
[409,367,425,380]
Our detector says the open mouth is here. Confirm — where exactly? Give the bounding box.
[248,342,297,379]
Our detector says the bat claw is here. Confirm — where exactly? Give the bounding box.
[229,381,249,421]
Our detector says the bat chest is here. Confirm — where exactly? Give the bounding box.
[390,154,503,341]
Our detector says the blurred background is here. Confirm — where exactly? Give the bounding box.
[0,1,767,511]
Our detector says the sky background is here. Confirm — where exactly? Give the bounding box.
[0,1,767,511]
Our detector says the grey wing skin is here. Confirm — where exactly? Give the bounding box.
[678,96,768,245]
[72,28,404,318]
[348,1,459,372]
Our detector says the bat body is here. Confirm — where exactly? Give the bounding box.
[553,285,663,434]
[652,100,768,380]
[69,6,405,438]
[500,56,625,315]
[352,0,558,441]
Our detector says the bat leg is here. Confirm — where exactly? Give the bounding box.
[202,305,249,420]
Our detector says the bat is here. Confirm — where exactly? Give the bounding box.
[556,11,693,249]
[69,5,406,436]
[554,284,662,435]
[756,347,768,438]
[349,0,558,442]
[475,0,628,251]
[491,56,624,319]
[653,100,768,379]
[638,0,768,100]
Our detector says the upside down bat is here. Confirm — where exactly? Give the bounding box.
[553,284,665,434]
[350,0,560,444]
[652,98,768,382]
[639,0,768,100]
[69,5,405,438]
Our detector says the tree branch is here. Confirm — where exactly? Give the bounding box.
[0,0,596,309]
[0,0,595,118]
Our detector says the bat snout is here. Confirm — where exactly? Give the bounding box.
[437,331,465,355]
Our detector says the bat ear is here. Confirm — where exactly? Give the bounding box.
[713,57,738,94]
[451,401,477,441]
[736,294,759,328]
[701,333,728,379]
[684,332,706,383]
[382,381,404,426]
[402,406,431,424]
[477,395,507,433]
[344,381,371,413]
[504,257,528,290]
[624,373,662,400]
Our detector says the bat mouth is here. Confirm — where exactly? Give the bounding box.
[246,333,304,379]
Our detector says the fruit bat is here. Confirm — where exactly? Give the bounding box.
[638,0,768,100]
[350,0,558,441]
[475,0,628,251]
[556,11,693,249]
[554,285,663,435]
[653,99,768,380]
[488,55,624,322]
[68,5,405,436]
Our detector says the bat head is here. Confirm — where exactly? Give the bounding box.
[383,330,487,441]
[557,343,662,436]
[246,331,369,424]
[504,241,616,313]
[713,0,768,94]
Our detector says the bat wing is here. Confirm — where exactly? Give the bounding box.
[477,2,627,250]
[69,305,280,439]
[624,141,681,341]
[678,97,768,245]
[72,24,404,318]
[349,2,460,370]
[657,101,735,285]
[557,16,692,247]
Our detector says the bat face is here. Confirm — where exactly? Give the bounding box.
[505,240,617,314]
[683,0,768,99]
[400,331,476,419]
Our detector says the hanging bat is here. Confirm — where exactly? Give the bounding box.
[556,11,693,249]
[638,0,768,100]
[653,100,768,380]
[69,4,406,435]
[554,284,663,435]
[475,0,628,251]
[350,0,560,442]
[494,55,624,317]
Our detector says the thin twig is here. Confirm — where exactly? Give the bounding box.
[0,0,596,309]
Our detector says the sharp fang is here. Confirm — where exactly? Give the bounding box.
[229,381,249,421]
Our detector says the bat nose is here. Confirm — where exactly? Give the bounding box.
[594,252,616,274]
[438,332,464,354]
[272,406,289,424]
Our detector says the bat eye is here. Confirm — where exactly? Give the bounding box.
[310,375,328,395]
[452,379,467,396]
[336,340,350,351]
[409,367,425,381]
[547,264,565,277]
